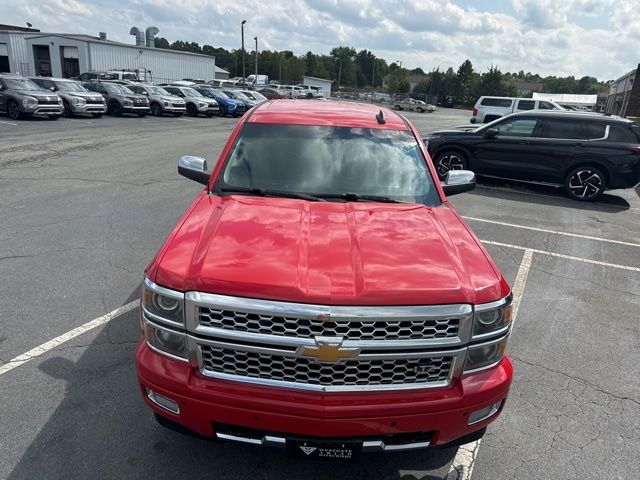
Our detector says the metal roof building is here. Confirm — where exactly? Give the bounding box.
[0,26,229,83]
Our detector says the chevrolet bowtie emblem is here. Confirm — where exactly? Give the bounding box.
[300,337,358,363]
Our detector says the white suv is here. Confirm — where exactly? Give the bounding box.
[471,96,564,123]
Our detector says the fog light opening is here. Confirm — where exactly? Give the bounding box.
[146,387,180,414]
[468,401,502,425]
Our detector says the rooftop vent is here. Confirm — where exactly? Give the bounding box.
[99,32,107,41]
[129,27,144,47]
[145,26,159,48]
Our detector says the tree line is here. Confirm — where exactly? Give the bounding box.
[154,37,607,105]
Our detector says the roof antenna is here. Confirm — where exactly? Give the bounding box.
[376,109,385,124]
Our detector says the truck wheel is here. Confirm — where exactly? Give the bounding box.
[434,150,468,180]
[109,102,122,117]
[186,104,198,116]
[394,105,402,110]
[564,166,606,201]
[62,100,72,118]
[416,107,424,113]
[150,103,163,116]
[7,100,22,120]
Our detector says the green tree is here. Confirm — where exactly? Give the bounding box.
[385,69,410,94]
[154,37,170,49]
[455,59,474,104]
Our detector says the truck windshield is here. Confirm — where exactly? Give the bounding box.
[215,124,440,206]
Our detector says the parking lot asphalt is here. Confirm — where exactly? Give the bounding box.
[1,106,639,480]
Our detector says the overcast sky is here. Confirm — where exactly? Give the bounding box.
[1,0,637,80]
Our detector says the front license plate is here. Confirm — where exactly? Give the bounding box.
[287,440,361,462]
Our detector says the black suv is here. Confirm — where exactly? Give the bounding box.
[424,111,640,201]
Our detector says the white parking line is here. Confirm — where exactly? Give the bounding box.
[0,120,19,126]
[446,249,533,479]
[482,239,640,272]
[0,300,139,377]
[465,216,640,248]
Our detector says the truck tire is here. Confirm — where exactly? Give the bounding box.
[109,102,122,117]
[394,104,402,110]
[150,102,163,116]
[7,100,23,120]
[434,150,469,180]
[564,165,606,201]
[416,107,424,113]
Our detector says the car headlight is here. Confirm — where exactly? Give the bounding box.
[472,295,512,339]
[199,102,207,108]
[142,277,184,326]
[163,102,170,107]
[72,97,86,106]
[58,98,63,106]
[123,100,133,105]
[22,96,38,108]
[464,336,508,373]
[143,320,187,361]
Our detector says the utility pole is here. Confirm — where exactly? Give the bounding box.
[338,59,342,89]
[279,54,282,83]
[241,20,246,87]
[254,37,258,80]
[371,59,375,102]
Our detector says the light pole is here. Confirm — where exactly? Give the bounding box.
[337,58,342,90]
[371,58,375,102]
[241,20,246,87]
[254,37,258,80]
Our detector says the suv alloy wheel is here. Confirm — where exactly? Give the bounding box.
[435,151,468,180]
[151,103,162,116]
[565,166,606,201]
[7,100,22,120]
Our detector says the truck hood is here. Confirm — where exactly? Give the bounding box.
[153,195,507,305]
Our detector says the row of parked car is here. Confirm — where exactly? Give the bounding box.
[0,73,269,120]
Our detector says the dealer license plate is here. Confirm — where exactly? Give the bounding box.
[287,440,361,462]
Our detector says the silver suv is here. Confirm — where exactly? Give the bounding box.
[126,83,185,117]
[0,74,63,120]
[30,77,107,118]
[83,82,150,117]
[162,86,219,117]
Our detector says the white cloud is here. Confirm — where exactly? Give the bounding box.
[0,0,637,79]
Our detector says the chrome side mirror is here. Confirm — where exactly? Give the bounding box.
[442,170,476,196]
[178,156,209,186]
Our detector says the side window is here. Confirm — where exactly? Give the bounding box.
[494,118,538,137]
[480,98,513,108]
[517,100,535,111]
[129,86,140,94]
[587,122,607,140]
[607,124,639,143]
[539,119,586,139]
[537,101,556,110]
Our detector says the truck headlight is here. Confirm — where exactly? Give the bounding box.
[144,320,187,361]
[472,295,512,339]
[22,96,38,108]
[142,277,184,326]
[464,336,508,373]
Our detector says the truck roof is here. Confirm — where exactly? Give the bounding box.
[248,100,409,130]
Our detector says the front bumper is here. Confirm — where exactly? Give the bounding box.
[136,340,512,448]
[122,105,150,114]
[26,105,63,115]
[72,103,107,114]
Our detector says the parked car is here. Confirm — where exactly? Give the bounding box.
[182,78,206,85]
[239,90,268,104]
[257,87,286,100]
[296,84,324,98]
[83,81,150,117]
[137,100,513,456]
[245,74,269,87]
[424,111,640,201]
[471,96,564,124]
[127,83,185,117]
[162,85,219,117]
[393,98,436,113]
[193,86,245,117]
[0,74,63,120]
[77,71,119,82]
[29,77,106,118]
[221,89,259,109]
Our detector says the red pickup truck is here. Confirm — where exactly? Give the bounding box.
[136,100,513,460]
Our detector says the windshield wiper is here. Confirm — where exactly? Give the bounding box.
[316,192,406,203]
[220,186,325,202]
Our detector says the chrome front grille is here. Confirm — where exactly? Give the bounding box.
[201,345,453,387]
[185,292,473,392]
[198,307,460,341]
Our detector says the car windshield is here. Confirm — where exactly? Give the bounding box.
[212,89,230,99]
[4,78,44,90]
[105,84,134,94]
[216,124,440,206]
[249,91,267,101]
[149,86,169,95]
[233,91,251,100]
[183,88,202,97]
[55,81,87,92]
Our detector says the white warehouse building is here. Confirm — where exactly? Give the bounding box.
[0,26,229,83]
